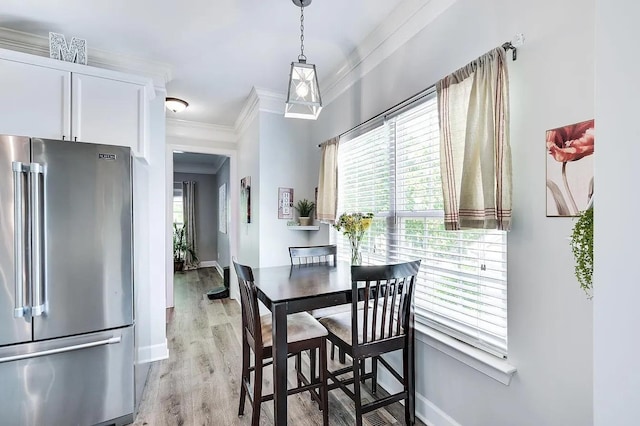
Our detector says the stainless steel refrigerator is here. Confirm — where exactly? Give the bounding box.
[0,135,134,426]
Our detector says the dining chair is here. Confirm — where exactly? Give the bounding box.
[289,244,337,266]
[233,259,329,426]
[319,260,421,426]
[288,245,349,386]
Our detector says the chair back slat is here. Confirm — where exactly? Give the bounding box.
[351,260,421,347]
[289,245,337,266]
[233,259,263,349]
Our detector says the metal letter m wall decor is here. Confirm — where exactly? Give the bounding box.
[49,32,87,65]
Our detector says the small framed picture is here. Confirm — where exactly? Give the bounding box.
[278,187,294,219]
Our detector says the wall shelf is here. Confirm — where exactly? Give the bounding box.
[287,225,320,231]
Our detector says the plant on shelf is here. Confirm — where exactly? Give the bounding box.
[295,198,315,226]
[173,222,198,272]
[570,205,593,298]
[333,212,374,265]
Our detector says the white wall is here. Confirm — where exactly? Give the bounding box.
[217,157,232,269]
[135,89,168,363]
[593,0,640,424]
[257,112,321,267]
[311,0,593,424]
[237,116,261,267]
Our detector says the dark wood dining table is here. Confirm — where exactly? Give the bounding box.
[251,261,358,426]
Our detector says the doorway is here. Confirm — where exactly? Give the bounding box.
[166,145,238,309]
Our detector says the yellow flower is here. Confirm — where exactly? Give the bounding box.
[333,212,374,240]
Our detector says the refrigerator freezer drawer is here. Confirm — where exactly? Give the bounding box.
[0,326,134,426]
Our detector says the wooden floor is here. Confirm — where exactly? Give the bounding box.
[132,268,424,426]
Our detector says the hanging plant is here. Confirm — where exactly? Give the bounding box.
[570,207,593,298]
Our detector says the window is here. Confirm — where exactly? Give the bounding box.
[173,184,184,225]
[337,92,508,357]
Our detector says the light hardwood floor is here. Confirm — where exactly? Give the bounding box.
[132,268,424,426]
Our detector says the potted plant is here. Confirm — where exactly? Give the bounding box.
[295,199,315,226]
[173,222,197,272]
[570,205,593,298]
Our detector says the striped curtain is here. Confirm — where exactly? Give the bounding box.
[317,136,340,223]
[436,46,512,231]
[182,181,199,269]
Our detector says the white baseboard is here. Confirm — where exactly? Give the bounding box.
[137,339,169,364]
[376,366,461,426]
[199,260,224,277]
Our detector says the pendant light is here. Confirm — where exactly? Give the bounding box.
[285,0,322,120]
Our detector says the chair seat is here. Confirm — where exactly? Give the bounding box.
[319,308,399,346]
[260,312,327,348]
[309,304,351,319]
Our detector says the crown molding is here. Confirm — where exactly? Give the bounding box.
[254,88,287,115]
[0,27,173,86]
[166,118,236,142]
[320,0,457,105]
[234,87,260,137]
[235,87,287,136]
[174,162,222,175]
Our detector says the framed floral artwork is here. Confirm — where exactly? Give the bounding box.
[546,119,594,217]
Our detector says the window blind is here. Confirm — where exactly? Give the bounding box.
[337,93,508,357]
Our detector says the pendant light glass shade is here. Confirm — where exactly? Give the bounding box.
[285,60,322,120]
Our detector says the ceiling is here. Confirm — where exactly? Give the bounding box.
[174,152,227,174]
[0,0,404,126]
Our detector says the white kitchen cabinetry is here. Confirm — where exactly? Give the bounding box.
[0,48,154,160]
[0,59,71,140]
[72,73,148,155]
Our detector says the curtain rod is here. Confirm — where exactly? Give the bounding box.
[318,39,519,147]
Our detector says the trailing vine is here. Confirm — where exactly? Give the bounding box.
[570,207,593,298]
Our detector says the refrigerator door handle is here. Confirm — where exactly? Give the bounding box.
[12,162,29,318]
[29,163,46,316]
[0,336,121,363]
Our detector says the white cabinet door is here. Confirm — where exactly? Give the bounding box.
[72,73,148,157]
[0,59,71,139]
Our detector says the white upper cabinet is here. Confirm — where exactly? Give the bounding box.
[0,59,71,140]
[72,73,148,156]
[0,48,154,161]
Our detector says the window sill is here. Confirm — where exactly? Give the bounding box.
[414,322,517,385]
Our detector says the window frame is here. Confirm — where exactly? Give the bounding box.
[336,92,509,358]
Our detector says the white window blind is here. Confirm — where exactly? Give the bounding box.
[337,93,508,357]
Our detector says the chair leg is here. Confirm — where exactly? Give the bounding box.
[310,348,317,393]
[238,339,249,417]
[360,358,366,383]
[295,353,302,387]
[403,344,415,426]
[339,347,346,364]
[352,357,363,426]
[251,355,263,426]
[330,342,335,360]
[372,356,378,395]
[319,340,329,426]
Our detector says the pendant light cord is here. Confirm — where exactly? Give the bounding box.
[298,5,306,62]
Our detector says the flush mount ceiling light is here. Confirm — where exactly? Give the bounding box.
[284,0,322,120]
[165,97,189,113]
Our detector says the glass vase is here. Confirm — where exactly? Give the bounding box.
[350,238,362,265]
